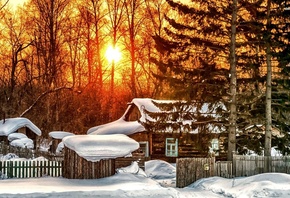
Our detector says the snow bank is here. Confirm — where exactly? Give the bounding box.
[0,153,19,160]
[188,173,290,197]
[145,160,176,179]
[117,161,147,177]
[63,134,139,162]
[0,117,41,136]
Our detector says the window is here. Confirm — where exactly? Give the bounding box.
[139,141,149,157]
[166,138,178,157]
[210,138,219,156]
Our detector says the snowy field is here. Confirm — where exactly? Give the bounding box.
[1,159,290,198]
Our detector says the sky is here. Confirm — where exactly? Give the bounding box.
[1,155,290,198]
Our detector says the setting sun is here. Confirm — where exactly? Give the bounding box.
[105,45,121,63]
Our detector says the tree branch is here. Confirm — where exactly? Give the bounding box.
[20,86,72,117]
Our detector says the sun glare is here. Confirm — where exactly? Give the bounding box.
[8,0,27,10]
[105,45,121,63]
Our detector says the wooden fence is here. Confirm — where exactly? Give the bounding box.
[177,155,290,188]
[176,157,215,188]
[0,160,62,179]
[233,155,290,177]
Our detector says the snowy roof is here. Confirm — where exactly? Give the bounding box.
[88,98,223,135]
[130,98,220,122]
[10,138,34,149]
[8,133,28,142]
[0,117,41,136]
[88,120,145,135]
[63,134,139,162]
[49,131,75,139]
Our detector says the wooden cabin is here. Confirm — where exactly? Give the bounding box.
[130,131,227,163]
[87,98,227,163]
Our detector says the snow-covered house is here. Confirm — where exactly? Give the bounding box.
[62,134,140,179]
[87,98,226,162]
[0,117,41,149]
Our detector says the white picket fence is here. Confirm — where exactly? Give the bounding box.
[0,160,62,179]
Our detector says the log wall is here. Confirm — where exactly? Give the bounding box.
[62,147,115,179]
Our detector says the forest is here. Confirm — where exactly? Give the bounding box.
[1,0,290,158]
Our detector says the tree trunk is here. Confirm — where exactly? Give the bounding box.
[227,0,238,161]
[264,0,272,158]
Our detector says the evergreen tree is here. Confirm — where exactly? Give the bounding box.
[150,0,238,159]
[271,0,290,154]
[236,0,290,155]
[150,0,290,157]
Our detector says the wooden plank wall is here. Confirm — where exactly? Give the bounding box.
[62,147,115,179]
[176,157,215,188]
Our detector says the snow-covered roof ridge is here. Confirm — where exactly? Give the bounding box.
[49,131,75,139]
[63,134,139,162]
[0,117,41,136]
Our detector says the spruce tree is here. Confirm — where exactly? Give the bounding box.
[150,0,290,158]
[150,0,240,160]
[235,0,290,155]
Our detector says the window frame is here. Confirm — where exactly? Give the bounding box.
[165,138,178,157]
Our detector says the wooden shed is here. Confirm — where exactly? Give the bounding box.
[0,117,41,149]
[62,134,140,179]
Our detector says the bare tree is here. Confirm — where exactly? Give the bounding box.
[105,0,125,120]
[123,0,145,97]
[0,8,33,117]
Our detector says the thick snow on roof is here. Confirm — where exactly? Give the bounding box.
[131,98,220,122]
[63,134,139,162]
[88,120,145,135]
[88,98,224,135]
[8,133,28,142]
[0,117,41,136]
[49,131,75,139]
[10,138,34,149]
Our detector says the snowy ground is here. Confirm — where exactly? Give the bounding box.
[1,159,290,197]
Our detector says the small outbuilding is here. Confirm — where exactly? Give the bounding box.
[0,117,41,149]
[62,134,139,179]
[48,131,75,154]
